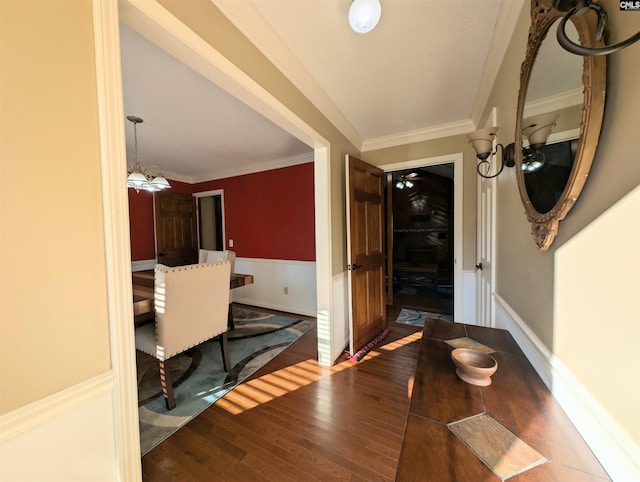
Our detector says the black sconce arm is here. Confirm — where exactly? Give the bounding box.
[476,143,515,179]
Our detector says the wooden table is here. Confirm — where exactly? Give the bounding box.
[132,269,254,321]
[396,319,610,481]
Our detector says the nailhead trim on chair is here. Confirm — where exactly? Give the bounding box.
[152,260,232,360]
[155,260,230,273]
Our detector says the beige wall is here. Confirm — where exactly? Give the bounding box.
[484,0,640,446]
[0,0,111,414]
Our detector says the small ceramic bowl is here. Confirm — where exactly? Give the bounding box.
[451,348,498,386]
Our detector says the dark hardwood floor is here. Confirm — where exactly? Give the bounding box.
[141,305,423,481]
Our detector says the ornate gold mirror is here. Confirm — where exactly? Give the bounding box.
[515,0,606,250]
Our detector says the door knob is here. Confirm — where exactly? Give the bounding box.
[348,264,363,270]
[475,262,483,270]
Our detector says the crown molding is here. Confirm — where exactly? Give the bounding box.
[523,87,583,118]
[212,0,362,150]
[120,0,326,152]
[187,152,314,184]
[362,119,475,152]
[471,0,527,127]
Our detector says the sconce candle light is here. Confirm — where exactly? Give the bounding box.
[126,115,171,193]
[521,113,559,172]
[467,127,515,179]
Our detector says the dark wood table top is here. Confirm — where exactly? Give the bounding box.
[396,319,610,481]
[132,269,254,316]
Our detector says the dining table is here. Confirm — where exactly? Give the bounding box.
[132,269,254,328]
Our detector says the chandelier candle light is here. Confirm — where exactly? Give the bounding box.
[126,115,171,193]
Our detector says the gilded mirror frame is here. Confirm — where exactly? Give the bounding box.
[515,0,606,250]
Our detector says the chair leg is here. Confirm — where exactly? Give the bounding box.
[220,332,231,372]
[159,359,176,410]
[227,302,235,330]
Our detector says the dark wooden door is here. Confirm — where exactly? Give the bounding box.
[154,191,198,266]
[346,155,386,354]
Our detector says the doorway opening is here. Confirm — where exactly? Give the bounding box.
[195,190,225,252]
[386,164,455,315]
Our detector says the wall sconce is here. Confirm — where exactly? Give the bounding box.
[349,0,382,34]
[521,113,559,173]
[553,0,640,56]
[467,127,515,179]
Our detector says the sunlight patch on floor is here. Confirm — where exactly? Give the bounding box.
[378,331,422,351]
[216,358,351,414]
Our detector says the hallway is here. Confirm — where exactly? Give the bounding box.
[142,306,422,481]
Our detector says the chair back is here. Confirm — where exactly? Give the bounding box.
[199,249,236,271]
[154,261,231,360]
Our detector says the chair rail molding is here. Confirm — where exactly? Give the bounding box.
[0,373,118,480]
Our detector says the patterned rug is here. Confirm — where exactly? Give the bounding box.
[395,308,453,326]
[137,306,315,455]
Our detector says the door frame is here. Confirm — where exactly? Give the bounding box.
[94,1,334,479]
[117,0,334,359]
[377,153,464,321]
[476,108,498,327]
[194,189,226,251]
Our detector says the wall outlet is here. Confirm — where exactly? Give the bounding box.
[229,239,234,248]
[284,286,288,295]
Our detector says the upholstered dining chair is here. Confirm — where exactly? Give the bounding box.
[198,249,237,327]
[135,260,231,410]
[198,249,236,272]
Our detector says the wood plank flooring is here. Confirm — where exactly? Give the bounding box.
[141,305,422,481]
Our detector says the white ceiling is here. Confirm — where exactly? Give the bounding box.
[120,0,525,183]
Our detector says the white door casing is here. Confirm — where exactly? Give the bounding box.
[476,107,498,327]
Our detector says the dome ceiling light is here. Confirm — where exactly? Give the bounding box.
[349,0,382,34]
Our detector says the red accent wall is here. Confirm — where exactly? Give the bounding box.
[127,164,315,262]
[194,163,315,261]
[128,189,155,260]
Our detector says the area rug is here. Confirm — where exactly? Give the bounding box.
[137,306,315,455]
[395,308,453,326]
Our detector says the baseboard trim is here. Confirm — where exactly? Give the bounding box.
[494,294,552,385]
[233,298,316,318]
[0,371,115,444]
[494,294,640,481]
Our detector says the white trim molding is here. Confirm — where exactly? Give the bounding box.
[471,0,527,127]
[0,373,118,481]
[494,294,640,482]
[377,153,464,322]
[461,269,477,325]
[190,152,314,184]
[211,0,362,150]
[331,270,350,364]
[93,0,142,479]
[362,119,475,152]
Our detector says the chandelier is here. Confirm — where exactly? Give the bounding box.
[126,115,171,193]
[394,175,415,190]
